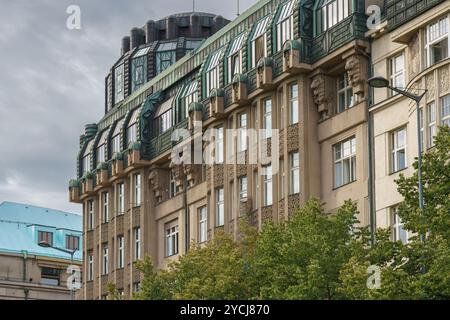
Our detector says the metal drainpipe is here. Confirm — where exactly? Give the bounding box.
[22,251,28,300]
[367,44,377,246]
[184,176,190,253]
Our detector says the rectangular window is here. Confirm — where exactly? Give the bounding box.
[239,176,248,200]
[87,200,94,230]
[102,192,109,223]
[41,267,60,286]
[337,73,354,113]
[216,126,224,164]
[38,231,53,246]
[96,144,105,165]
[66,235,79,250]
[425,16,449,67]
[216,187,225,227]
[205,49,223,95]
[156,44,176,75]
[389,53,405,96]
[127,123,137,145]
[441,95,450,127]
[169,170,179,198]
[238,113,247,152]
[334,137,356,188]
[134,228,141,261]
[263,99,272,138]
[391,127,407,173]
[117,236,124,268]
[114,64,124,104]
[279,158,285,198]
[318,0,352,34]
[198,206,207,243]
[263,165,273,206]
[253,170,259,210]
[82,155,90,174]
[165,225,179,257]
[134,173,141,206]
[156,111,172,134]
[112,134,121,154]
[181,81,198,120]
[117,183,124,215]
[102,247,109,275]
[290,152,300,195]
[133,282,141,293]
[392,208,408,244]
[427,102,437,148]
[289,83,299,125]
[88,254,94,281]
[251,16,269,68]
[227,34,244,82]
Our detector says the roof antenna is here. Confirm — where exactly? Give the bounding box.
[237,0,240,16]
[193,0,195,13]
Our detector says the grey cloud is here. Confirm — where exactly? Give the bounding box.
[0,0,257,214]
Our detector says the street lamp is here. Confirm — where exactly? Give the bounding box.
[38,241,77,300]
[367,77,427,239]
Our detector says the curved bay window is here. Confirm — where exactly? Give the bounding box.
[275,0,295,52]
[226,33,245,84]
[131,47,150,92]
[315,0,352,35]
[250,16,270,69]
[156,42,177,75]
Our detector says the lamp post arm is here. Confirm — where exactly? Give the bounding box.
[387,85,427,103]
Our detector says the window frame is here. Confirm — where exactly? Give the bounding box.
[134,227,141,261]
[102,246,109,275]
[425,15,450,68]
[337,73,354,113]
[289,82,299,125]
[102,192,109,223]
[87,200,94,230]
[441,95,450,127]
[216,187,225,227]
[239,176,248,201]
[165,224,179,257]
[66,235,79,251]
[333,136,357,188]
[117,183,125,215]
[263,99,273,139]
[391,127,407,173]
[427,102,437,148]
[389,52,405,96]
[88,254,94,281]
[133,173,141,207]
[263,165,273,206]
[117,235,124,269]
[38,231,53,247]
[289,152,300,195]
[198,206,208,243]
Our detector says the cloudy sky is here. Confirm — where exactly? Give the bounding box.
[0,0,257,214]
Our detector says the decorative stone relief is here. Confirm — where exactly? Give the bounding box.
[439,67,450,94]
[311,74,333,119]
[213,165,224,188]
[288,193,300,218]
[345,54,368,101]
[149,168,163,200]
[426,74,435,101]
[287,123,299,153]
[409,32,420,79]
[261,206,273,224]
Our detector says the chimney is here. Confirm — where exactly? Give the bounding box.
[166,15,178,39]
[130,27,145,49]
[121,36,130,55]
[190,13,201,38]
[145,20,157,43]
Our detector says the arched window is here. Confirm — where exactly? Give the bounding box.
[315,0,352,35]
[275,0,295,52]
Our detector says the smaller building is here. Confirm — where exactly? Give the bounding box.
[0,202,82,300]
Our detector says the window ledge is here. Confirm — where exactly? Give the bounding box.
[333,180,357,191]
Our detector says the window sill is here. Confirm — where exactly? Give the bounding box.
[389,167,408,176]
[165,253,179,258]
[333,180,357,191]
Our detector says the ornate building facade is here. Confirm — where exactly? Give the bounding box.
[68,0,448,300]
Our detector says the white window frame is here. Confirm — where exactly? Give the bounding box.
[289,83,299,125]
[391,127,407,173]
[425,15,450,68]
[250,16,270,68]
[427,102,437,148]
[215,126,224,164]
[102,192,109,223]
[238,113,248,152]
[389,52,405,96]
[96,144,105,165]
[239,176,248,201]
[392,208,409,244]
[88,254,94,281]
[127,123,137,145]
[263,99,272,139]
[165,225,179,257]
[102,247,109,275]
[333,137,356,188]
[441,95,450,127]
[263,165,273,206]
[337,73,354,113]
[134,227,141,261]
[216,187,225,227]
[82,154,91,174]
[198,206,207,243]
[117,236,124,268]
[117,183,125,215]
[318,0,351,34]
[290,152,300,195]
[133,173,141,206]
[112,134,121,155]
[88,200,94,230]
